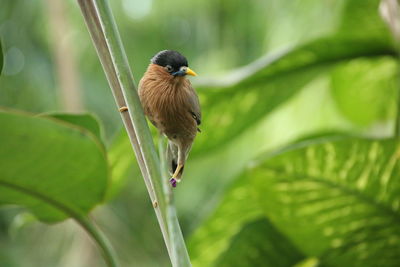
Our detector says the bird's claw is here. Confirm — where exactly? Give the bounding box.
[169,178,177,188]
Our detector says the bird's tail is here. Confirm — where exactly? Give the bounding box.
[166,141,184,180]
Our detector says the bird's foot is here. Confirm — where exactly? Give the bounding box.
[169,178,177,188]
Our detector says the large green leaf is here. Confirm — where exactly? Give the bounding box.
[338,0,391,41]
[215,218,305,267]
[193,37,396,154]
[44,113,103,140]
[0,109,109,222]
[190,0,394,154]
[191,137,400,266]
[328,0,399,126]
[189,178,305,267]
[331,57,398,125]
[251,137,400,266]
[188,177,263,266]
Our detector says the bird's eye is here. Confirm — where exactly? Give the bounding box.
[165,65,173,72]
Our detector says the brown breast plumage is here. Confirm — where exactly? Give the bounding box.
[138,64,197,142]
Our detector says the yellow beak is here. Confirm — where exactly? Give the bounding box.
[186,67,197,76]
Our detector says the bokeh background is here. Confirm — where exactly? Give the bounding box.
[0,0,399,266]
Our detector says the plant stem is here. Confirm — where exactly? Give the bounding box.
[77,0,191,266]
[0,179,119,267]
[158,137,191,266]
[76,215,119,267]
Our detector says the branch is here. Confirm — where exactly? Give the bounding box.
[158,137,191,266]
[76,0,191,266]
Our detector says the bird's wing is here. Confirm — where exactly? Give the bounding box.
[187,85,202,126]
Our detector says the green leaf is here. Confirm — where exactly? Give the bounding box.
[44,113,103,140]
[192,36,396,155]
[215,218,305,267]
[0,109,108,222]
[191,137,400,267]
[331,57,398,125]
[189,178,305,267]
[189,177,262,266]
[339,0,391,41]
[191,0,395,155]
[251,137,400,266]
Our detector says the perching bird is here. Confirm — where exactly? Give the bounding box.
[138,50,201,187]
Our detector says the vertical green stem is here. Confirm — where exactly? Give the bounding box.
[158,137,191,266]
[76,216,119,267]
[77,0,191,266]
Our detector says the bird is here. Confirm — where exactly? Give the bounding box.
[138,50,201,188]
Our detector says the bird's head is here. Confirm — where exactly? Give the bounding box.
[151,50,197,77]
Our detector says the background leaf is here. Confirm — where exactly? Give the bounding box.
[192,37,396,155]
[215,218,305,267]
[188,177,305,267]
[338,0,391,41]
[331,57,398,125]
[45,113,103,141]
[0,109,108,222]
[190,137,400,267]
[188,177,263,266]
[251,137,400,266]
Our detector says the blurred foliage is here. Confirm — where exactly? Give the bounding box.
[47,113,103,140]
[0,110,108,222]
[215,218,306,267]
[331,57,398,125]
[252,138,400,267]
[190,137,400,267]
[192,37,396,155]
[0,0,399,266]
